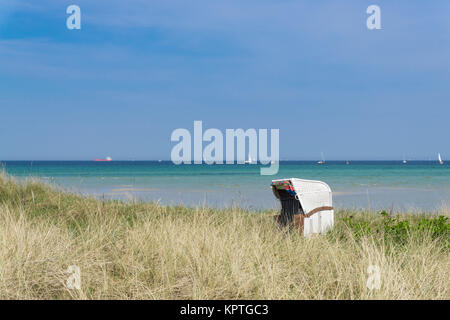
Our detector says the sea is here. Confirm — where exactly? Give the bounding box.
[1,161,449,212]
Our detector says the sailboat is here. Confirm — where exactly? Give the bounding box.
[317,152,325,165]
[245,155,254,164]
[402,155,407,164]
[438,153,444,165]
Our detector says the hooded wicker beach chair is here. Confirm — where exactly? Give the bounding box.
[271,178,334,236]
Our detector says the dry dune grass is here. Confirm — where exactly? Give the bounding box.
[0,174,448,299]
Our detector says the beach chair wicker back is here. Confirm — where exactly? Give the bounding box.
[272,178,334,235]
[276,189,304,227]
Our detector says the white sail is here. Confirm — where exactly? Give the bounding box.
[438,153,443,164]
[317,152,325,164]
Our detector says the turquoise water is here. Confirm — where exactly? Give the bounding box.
[1,161,449,212]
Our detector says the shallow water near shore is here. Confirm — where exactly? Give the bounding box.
[1,161,449,212]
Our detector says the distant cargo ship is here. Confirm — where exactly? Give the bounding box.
[94,157,112,162]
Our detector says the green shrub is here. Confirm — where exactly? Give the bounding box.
[342,210,449,248]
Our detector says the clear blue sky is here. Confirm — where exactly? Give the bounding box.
[0,0,449,160]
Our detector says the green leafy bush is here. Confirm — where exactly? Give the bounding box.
[342,210,449,248]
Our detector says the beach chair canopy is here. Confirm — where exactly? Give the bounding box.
[271,178,334,235]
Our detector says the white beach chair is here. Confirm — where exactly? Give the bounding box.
[271,178,334,236]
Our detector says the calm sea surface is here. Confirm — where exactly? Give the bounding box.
[1,161,449,212]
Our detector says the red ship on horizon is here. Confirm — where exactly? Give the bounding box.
[94,157,112,162]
